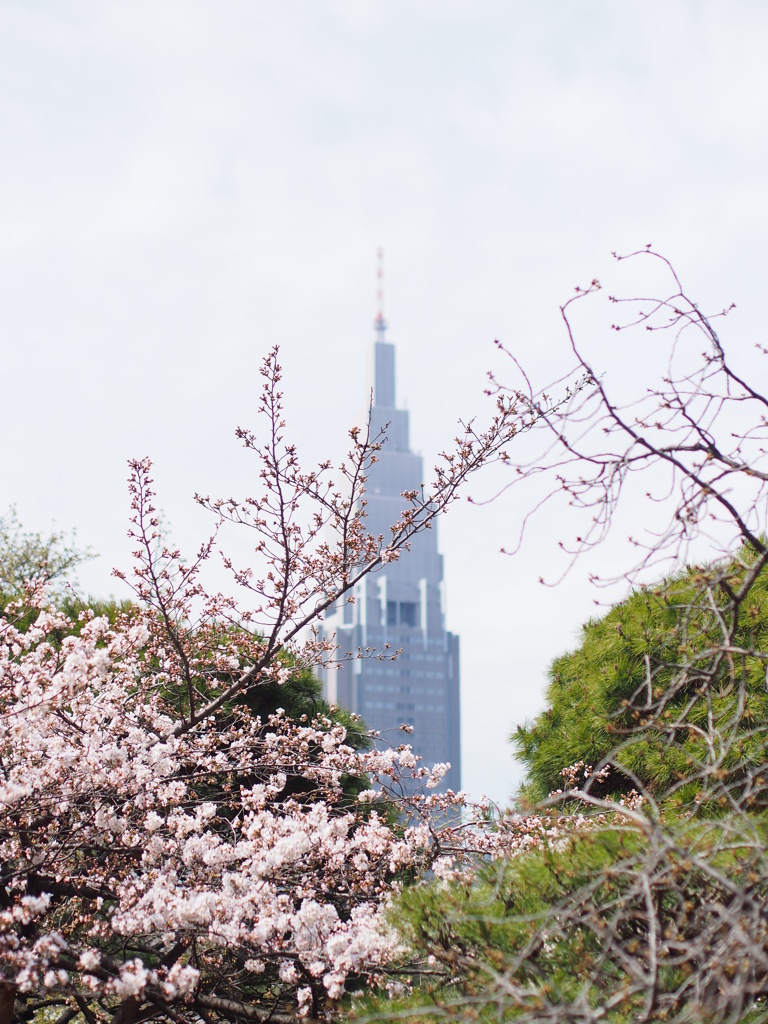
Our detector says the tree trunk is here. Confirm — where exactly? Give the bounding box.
[0,983,16,1024]
[111,997,141,1024]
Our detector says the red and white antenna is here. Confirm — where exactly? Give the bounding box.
[374,246,387,338]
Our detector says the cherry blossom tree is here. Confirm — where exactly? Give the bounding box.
[0,346,564,1024]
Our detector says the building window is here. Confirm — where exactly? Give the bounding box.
[387,601,398,626]
[399,601,418,627]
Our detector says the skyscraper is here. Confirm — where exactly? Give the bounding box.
[319,304,461,792]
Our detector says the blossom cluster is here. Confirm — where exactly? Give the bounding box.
[0,600,451,1015]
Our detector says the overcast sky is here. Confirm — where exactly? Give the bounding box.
[3,0,768,803]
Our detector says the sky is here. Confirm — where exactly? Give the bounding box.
[3,0,768,803]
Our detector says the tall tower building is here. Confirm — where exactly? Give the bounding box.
[320,277,461,792]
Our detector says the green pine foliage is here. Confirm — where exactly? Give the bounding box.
[243,659,374,807]
[355,830,647,1023]
[243,658,370,751]
[356,816,768,1024]
[513,548,768,806]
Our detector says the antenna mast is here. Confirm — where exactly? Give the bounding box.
[374,246,387,339]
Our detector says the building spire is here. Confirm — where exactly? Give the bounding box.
[372,247,395,409]
[374,246,387,339]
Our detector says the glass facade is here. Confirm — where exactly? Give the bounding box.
[319,331,461,792]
